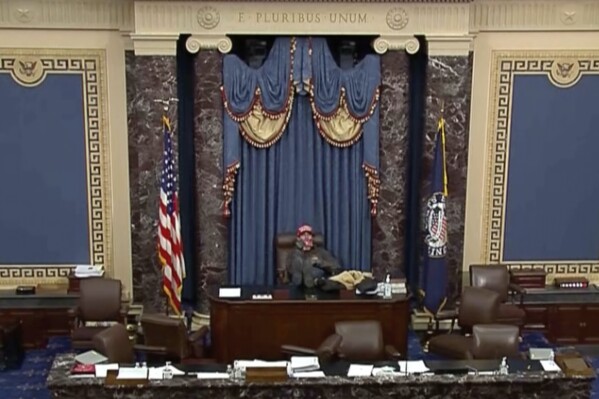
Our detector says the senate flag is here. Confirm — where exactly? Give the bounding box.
[420,117,449,315]
[158,116,186,315]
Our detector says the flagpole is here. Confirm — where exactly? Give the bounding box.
[155,97,179,316]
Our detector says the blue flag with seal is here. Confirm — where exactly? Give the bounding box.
[420,116,449,315]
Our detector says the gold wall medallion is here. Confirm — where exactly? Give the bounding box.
[549,58,582,88]
[10,56,44,86]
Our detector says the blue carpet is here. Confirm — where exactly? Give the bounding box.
[0,336,70,399]
[0,332,596,399]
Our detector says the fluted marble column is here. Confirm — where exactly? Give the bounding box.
[126,52,177,312]
[193,50,227,312]
[371,51,410,280]
[422,53,473,301]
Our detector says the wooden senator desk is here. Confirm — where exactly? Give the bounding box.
[0,290,78,348]
[209,286,409,363]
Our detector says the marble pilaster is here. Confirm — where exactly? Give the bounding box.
[126,52,177,312]
[193,50,227,312]
[372,51,410,279]
[422,54,473,302]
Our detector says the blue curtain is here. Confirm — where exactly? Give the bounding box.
[223,37,380,285]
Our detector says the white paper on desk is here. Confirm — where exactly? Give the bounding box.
[95,363,119,378]
[293,371,326,378]
[540,360,562,372]
[234,360,289,369]
[398,360,430,374]
[197,372,231,379]
[347,364,374,377]
[467,371,496,376]
[117,367,148,379]
[147,365,185,379]
[219,287,241,298]
[290,356,320,372]
[148,368,164,380]
[372,367,400,377]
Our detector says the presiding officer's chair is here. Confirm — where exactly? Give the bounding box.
[469,264,526,329]
[275,232,324,284]
[282,320,401,362]
[135,313,211,364]
[69,278,127,349]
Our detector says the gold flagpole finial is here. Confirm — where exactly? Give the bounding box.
[440,100,445,118]
[154,98,178,131]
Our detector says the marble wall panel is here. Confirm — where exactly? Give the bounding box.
[372,51,410,280]
[422,54,473,302]
[193,50,227,312]
[126,52,177,312]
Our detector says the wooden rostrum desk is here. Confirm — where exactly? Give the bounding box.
[209,286,409,363]
[520,285,599,344]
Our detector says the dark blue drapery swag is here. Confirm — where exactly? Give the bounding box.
[222,37,381,285]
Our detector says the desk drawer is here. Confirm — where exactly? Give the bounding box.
[522,305,547,330]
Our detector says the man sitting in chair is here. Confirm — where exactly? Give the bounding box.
[287,224,342,288]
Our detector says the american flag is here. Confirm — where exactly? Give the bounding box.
[158,115,185,315]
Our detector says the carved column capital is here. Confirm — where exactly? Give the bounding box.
[372,36,420,55]
[186,35,233,54]
[130,33,179,56]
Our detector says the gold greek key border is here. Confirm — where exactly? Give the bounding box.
[0,49,111,286]
[483,51,599,277]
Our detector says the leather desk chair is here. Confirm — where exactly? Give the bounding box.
[136,313,211,364]
[470,264,526,329]
[69,278,127,349]
[282,320,401,362]
[93,323,135,364]
[470,324,520,359]
[275,232,324,284]
[428,287,501,359]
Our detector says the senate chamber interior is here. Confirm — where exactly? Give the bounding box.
[0,0,598,398]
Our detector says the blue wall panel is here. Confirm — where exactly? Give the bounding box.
[504,74,599,261]
[0,74,90,264]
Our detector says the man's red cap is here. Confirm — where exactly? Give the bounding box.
[296,224,313,236]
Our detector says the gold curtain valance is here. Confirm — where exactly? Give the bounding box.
[221,87,295,148]
[309,86,380,148]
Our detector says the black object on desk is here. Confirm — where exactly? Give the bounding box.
[15,286,35,295]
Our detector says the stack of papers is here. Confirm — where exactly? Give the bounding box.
[74,350,108,365]
[290,356,320,372]
[74,265,104,278]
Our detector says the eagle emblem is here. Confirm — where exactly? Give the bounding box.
[18,60,38,77]
[425,192,447,258]
[555,62,574,79]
